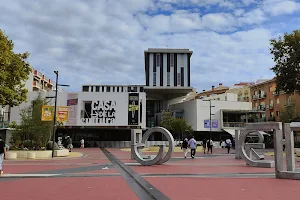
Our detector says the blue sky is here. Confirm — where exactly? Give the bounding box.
[1,0,300,91]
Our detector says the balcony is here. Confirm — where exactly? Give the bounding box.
[258,94,266,99]
[34,70,43,79]
[269,104,274,109]
[255,117,266,122]
[243,97,249,101]
[273,91,279,96]
[48,79,54,86]
[252,95,258,100]
[43,75,50,83]
[33,81,42,89]
[223,122,247,128]
[259,105,266,111]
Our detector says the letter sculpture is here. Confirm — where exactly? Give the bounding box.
[237,122,280,168]
[131,127,175,166]
[274,122,300,180]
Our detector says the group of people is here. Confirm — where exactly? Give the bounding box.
[181,136,234,158]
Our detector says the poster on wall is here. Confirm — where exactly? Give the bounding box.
[204,119,218,128]
[66,93,78,125]
[128,93,139,125]
[57,106,69,122]
[41,105,54,121]
[41,106,69,122]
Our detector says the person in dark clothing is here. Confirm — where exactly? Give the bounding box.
[207,138,213,154]
[65,136,73,152]
[0,137,6,176]
[181,138,188,158]
[202,138,207,154]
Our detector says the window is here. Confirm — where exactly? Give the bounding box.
[170,54,174,66]
[153,72,156,85]
[82,86,89,92]
[91,86,94,92]
[167,72,170,86]
[83,101,92,118]
[156,54,160,67]
[106,86,110,92]
[101,86,104,92]
[181,54,184,66]
[270,112,274,117]
[128,87,131,92]
[276,111,280,116]
[270,100,274,106]
[133,87,137,92]
[95,86,100,92]
[121,87,124,92]
[276,98,279,104]
[177,73,181,86]
[117,87,119,92]
[140,87,144,92]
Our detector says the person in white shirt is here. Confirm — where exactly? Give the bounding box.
[225,138,232,154]
[206,138,213,154]
[188,136,197,159]
[80,138,85,148]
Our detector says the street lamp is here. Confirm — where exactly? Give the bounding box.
[46,71,70,158]
[203,99,215,139]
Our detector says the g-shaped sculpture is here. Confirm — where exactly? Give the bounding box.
[238,123,279,168]
[132,127,175,166]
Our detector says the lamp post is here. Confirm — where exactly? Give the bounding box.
[46,71,70,158]
[203,99,215,139]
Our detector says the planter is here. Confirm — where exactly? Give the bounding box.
[5,152,17,160]
[27,152,36,159]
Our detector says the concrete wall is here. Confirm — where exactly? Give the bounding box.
[170,99,252,132]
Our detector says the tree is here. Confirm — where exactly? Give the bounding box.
[280,101,300,123]
[160,111,193,140]
[0,29,31,107]
[11,94,53,149]
[270,30,300,94]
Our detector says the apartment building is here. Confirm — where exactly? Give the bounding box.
[25,67,54,92]
[250,78,300,122]
[226,82,254,102]
[195,83,229,99]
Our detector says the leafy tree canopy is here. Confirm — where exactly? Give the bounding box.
[280,100,300,123]
[0,29,31,106]
[270,30,300,94]
[11,94,53,149]
[160,111,193,136]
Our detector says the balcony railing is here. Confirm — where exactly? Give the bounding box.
[43,75,49,83]
[33,81,42,88]
[34,70,43,78]
[223,122,247,128]
[267,117,275,121]
[253,95,258,100]
[269,104,274,109]
[243,97,249,101]
[259,105,266,111]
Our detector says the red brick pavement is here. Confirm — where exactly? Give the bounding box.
[0,177,139,200]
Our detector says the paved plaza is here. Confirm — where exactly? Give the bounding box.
[1,148,300,200]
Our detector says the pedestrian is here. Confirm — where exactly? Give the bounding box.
[225,138,232,154]
[66,136,73,152]
[283,138,286,151]
[181,138,188,158]
[0,137,6,176]
[207,138,213,154]
[80,137,85,148]
[202,138,207,154]
[188,136,197,159]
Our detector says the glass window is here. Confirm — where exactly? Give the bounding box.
[106,86,110,92]
[82,86,89,92]
[96,86,100,92]
[153,72,156,85]
[156,54,160,66]
[177,73,181,86]
[170,54,174,66]
[167,72,170,86]
[276,98,279,104]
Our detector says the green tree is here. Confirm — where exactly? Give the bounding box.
[0,29,31,107]
[280,101,300,123]
[160,111,193,139]
[11,94,53,149]
[270,30,300,94]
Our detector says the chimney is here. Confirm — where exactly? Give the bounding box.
[219,83,222,86]
[212,86,215,91]
[202,89,205,92]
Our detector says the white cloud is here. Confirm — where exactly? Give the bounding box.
[263,0,300,16]
[0,0,291,91]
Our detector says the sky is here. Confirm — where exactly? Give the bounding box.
[1,0,300,92]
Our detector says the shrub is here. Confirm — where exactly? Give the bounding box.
[46,141,59,150]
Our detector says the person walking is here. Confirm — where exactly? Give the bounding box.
[66,136,73,152]
[188,136,197,159]
[207,138,213,154]
[80,137,85,148]
[0,137,6,176]
[225,138,232,154]
[181,138,188,158]
[202,138,207,154]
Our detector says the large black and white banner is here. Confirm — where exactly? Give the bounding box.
[128,93,139,125]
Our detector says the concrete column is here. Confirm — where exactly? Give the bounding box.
[285,123,295,171]
[235,129,241,159]
[131,129,142,160]
[274,128,284,173]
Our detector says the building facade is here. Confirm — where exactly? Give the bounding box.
[27,67,54,92]
[226,82,254,102]
[195,83,229,99]
[250,78,300,122]
[144,48,192,87]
